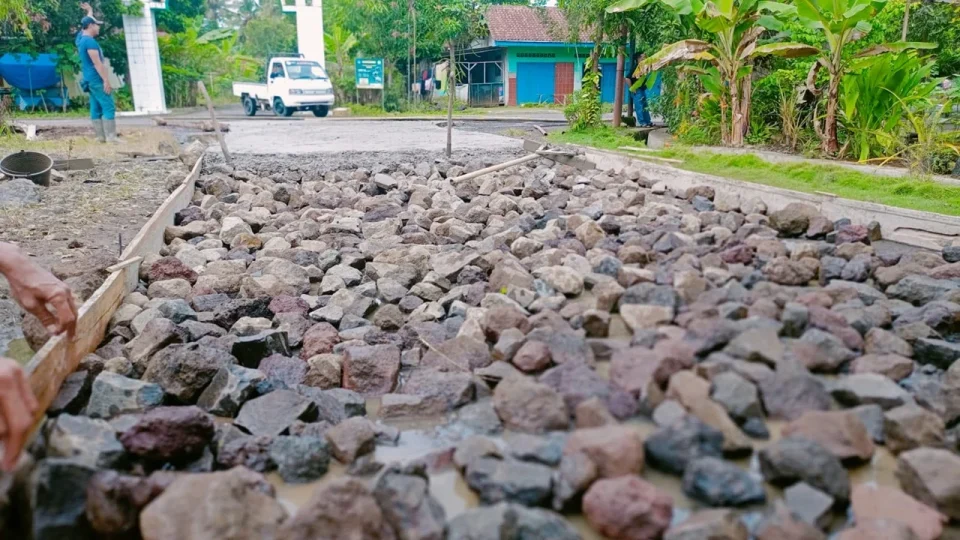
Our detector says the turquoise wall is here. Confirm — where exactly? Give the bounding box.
[504,44,618,102]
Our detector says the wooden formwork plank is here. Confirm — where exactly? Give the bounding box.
[24,156,203,425]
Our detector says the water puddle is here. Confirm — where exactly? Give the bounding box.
[267,403,960,539]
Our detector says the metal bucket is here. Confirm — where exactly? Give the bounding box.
[1,151,53,187]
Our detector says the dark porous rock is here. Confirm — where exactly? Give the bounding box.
[759,366,832,420]
[664,509,749,540]
[342,344,401,397]
[888,275,959,306]
[85,470,176,537]
[277,478,389,539]
[682,456,766,507]
[142,343,237,404]
[235,389,317,436]
[269,295,309,317]
[552,451,598,512]
[525,327,595,366]
[48,370,93,416]
[493,375,569,433]
[583,476,673,540]
[446,502,581,540]
[454,436,502,470]
[781,410,875,464]
[46,414,125,469]
[269,436,330,483]
[372,466,447,540]
[784,482,834,530]
[770,203,822,237]
[119,406,215,464]
[399,367,475,411]
[830,373,911,410]
[325,416,377,464]
[421,335,493,372]
[644,416,724,475]
[464,457,554,506]
[216,435,275,472]
[539,361,615,417]
[759,437,850,501]
[300,322,341,359]
[755,501,827,540]
[884,404,945,454]
[896,447,960,520]
[710,371,762,423]
[211,297,272,329]
[123,318,185,376]
[259,354,308,387]
[139,466,287,540]
[29,458,97,540]
[148,256,198,284]
[230,330,290,369]
[913,338,960,369]
[196,364,266,417]
[851,404,885,444]
[505,432,566,466]
[86,372,164,419]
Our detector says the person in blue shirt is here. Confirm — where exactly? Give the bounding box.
[76,4,118,143]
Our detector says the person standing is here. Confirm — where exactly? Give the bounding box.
[76,3,118,143]
[628,53,654,128]
[0,242,77,471]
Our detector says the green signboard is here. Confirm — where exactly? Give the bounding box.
[355,58,384,90]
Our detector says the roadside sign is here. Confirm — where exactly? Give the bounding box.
[355,58,384,90]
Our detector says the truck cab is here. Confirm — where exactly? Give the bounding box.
[234,56,336,117]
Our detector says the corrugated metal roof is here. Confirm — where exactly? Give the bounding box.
[486,5,592,44]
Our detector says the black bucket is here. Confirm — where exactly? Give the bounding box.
[1,151,53,187]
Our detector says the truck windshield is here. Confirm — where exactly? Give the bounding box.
[284,61,329,80]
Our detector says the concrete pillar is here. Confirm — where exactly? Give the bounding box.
[282,0,326,68]
[122,0,167,114]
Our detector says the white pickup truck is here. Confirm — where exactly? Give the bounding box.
[233,56,336,117]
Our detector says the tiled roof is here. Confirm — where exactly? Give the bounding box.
[485,5,592,44]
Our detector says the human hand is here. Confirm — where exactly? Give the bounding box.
[104,82,113,95]
[0,358,38,472]
[80,2,94,16]
[0,246,77,337]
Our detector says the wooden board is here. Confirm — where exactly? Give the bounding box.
[24,156,203,426]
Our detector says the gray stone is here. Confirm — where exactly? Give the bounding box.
[196,364,266,417]
[46,414,125,469]
[235,389,316,436]
[464,457,554,506]
[682,456,766,507]
[86,372,164,419]
[269,436,330,483]
[831,373,912,409]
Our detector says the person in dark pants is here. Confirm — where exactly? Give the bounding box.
[629,53,653,128]
[76,4,118,143]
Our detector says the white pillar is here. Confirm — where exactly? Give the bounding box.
[282,0,326,67]
[122,0,167,114]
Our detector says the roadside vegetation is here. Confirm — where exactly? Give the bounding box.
[549,126,960,216]
[559,0,960,177]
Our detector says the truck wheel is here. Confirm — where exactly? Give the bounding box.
[273,98,294,117]
[312,107,329,118]
[243,97,257,116]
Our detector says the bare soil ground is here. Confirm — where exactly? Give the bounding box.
[0,127,190,358]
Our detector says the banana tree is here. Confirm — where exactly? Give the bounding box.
[793,0,935,154]
[627,0,817,146]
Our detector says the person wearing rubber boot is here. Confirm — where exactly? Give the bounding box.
[76,5,118,143]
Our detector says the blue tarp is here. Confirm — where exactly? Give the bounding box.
[0,54,61,91]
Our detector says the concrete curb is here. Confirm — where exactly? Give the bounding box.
[581,147,960,251]
[329,116,568,123]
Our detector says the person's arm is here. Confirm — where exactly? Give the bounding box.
[80,2,94,17]
[0,357,38,471]
[87,48,112,94]
[0,243,77,337]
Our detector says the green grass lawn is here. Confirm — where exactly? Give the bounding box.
[549,126,960,217]
[347,103,490,118]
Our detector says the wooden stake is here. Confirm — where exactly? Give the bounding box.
[446,42,455,158]
[448,153,541,183]
[197,81,232,166]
